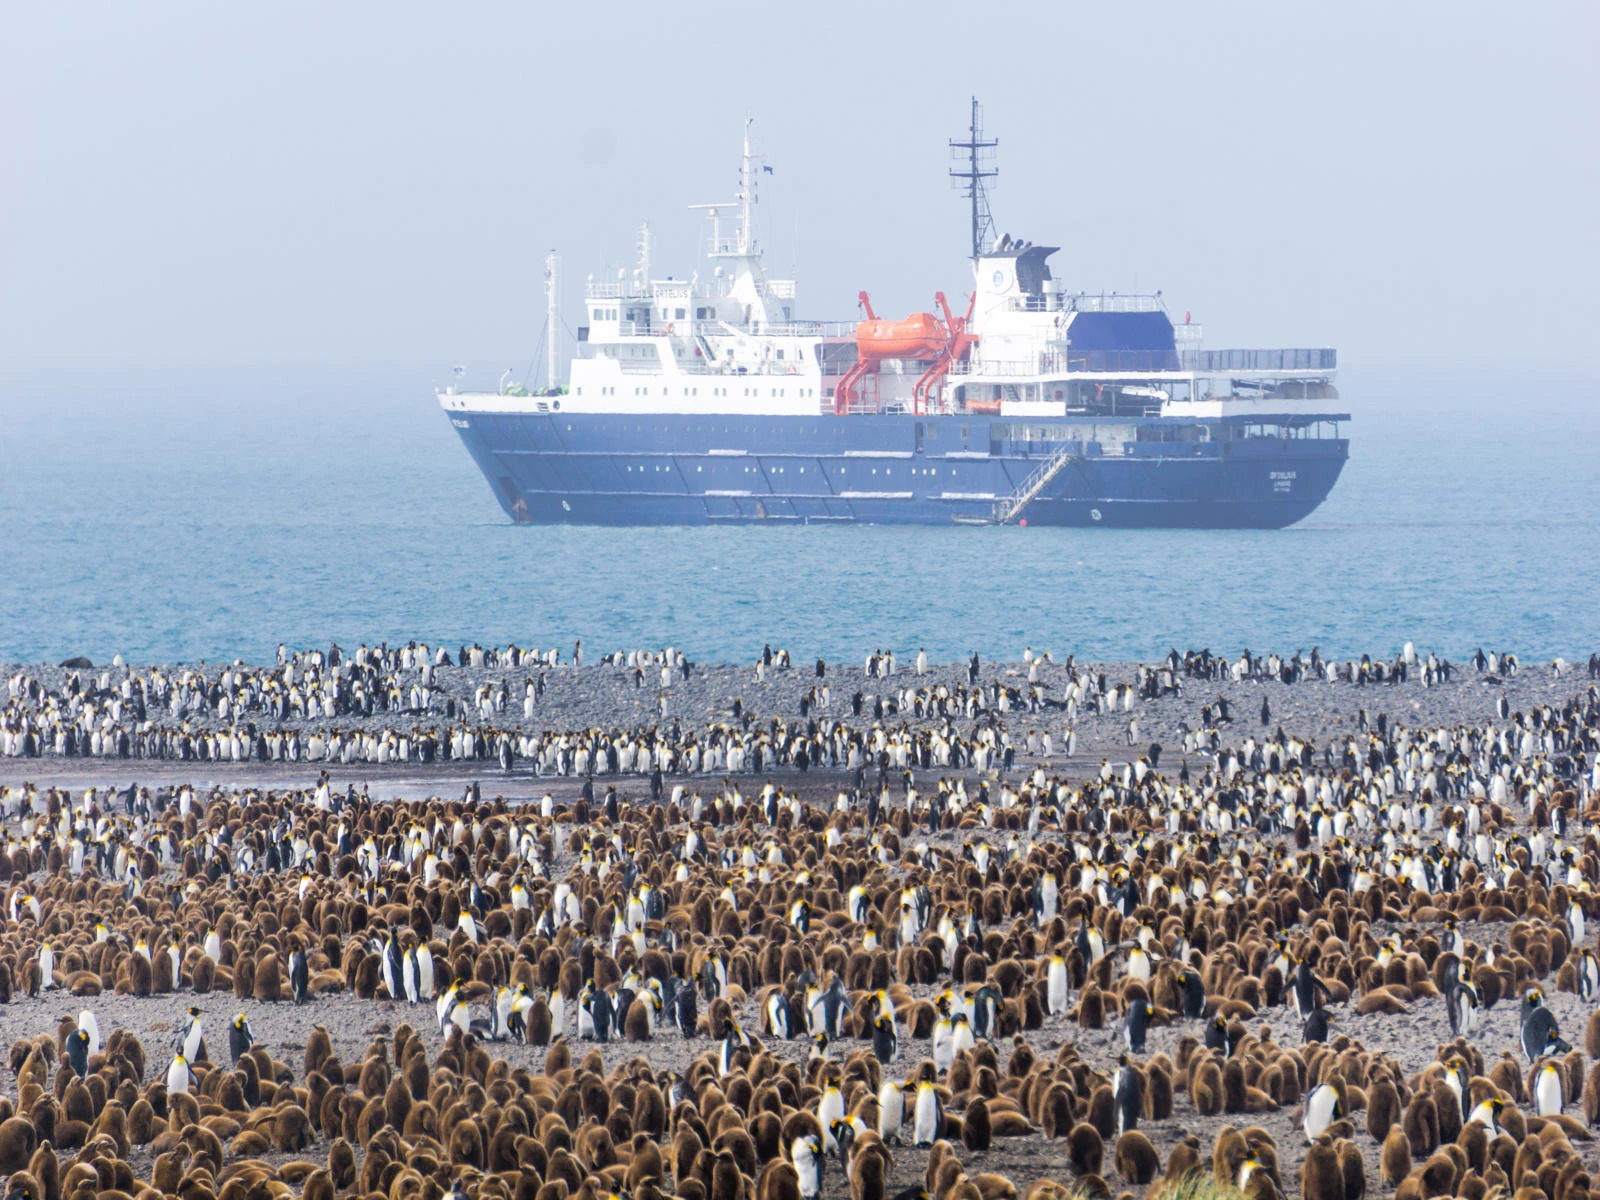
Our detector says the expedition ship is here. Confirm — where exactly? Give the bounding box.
[440,108,1347,528]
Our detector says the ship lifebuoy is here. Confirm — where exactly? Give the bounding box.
[786,364,797,375]
[664,322,675,336]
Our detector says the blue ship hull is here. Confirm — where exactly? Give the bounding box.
[447,411,1348,528]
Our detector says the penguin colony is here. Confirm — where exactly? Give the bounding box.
[0,648,1593,1200]
[5,643,1589,770]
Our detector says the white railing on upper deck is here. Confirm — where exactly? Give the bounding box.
[950,347,1337,376]
[602,319,856,339]
[1007,292,1167,315]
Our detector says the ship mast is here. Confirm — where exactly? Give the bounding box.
[738,117,756,255]
[544,251,560,393]
[949,97,998,260]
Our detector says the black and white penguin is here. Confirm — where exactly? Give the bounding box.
[227,1013,254,1065]
[179,1006,204,1061]
[1467,1096,1504,1134]
[871,1013,899,1066]
[379,930,403,1001]
[1113,1054,1141,1135]
[65,1028,90,1077]
[1521,1009,1569,1063]
[1204,1015,1231,1054]
[1580,950,1600,1002]
[1535,1060,1564,1116]
[971,984,1003,1041]
[1123,998,1151,1055]
[1289,959,1330,1019]
[767,991,797,1040]
[289,940,309,1005]
[792,1133,825,1200]
[672,977,698,1038]
[912,1080,943,1147]
[1179,969,1207,1019]
[1303,1082,1343,1141]
[1302,1008,1333,1044]
[167,1052,193,1095]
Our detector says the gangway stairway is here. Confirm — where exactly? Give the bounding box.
[951,441,1081,525]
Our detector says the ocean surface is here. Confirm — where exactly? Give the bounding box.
[1,363,1595,667]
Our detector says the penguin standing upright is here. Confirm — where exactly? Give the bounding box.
[1302,1008,1333,1044]
[179,1007,204,1061]
[1123,999,1151,1054]
[289,940,309,1005]
[65,1028,90,1077]
[1046,954,1069,1015]
[1535,1061,1564,1116]
[672,978,698,1038]
[972,984,1003,1041]
[227,1013,254,1065]
[167,1053,192,1095]
[1113,1055,1141,1135]
[1179,969,1207,1019]
[871,1013,899,1066]
[1290,959,1330,1019]
[792,1134,825,1200]
[1303,1083,1342,1141]
[1580,950,1600,1002]
[380,931,403,1001]
[913,1080,943,1147]
[877,1079,907,1144]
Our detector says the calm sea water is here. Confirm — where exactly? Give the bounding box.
[1,363,1595,666]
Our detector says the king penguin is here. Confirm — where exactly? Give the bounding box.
[1535,1060,1564,1116]
[871,1012,899,1066]
[1123,998,1151,1054]
[913,1080,943,1147]
[227,1013,254,1065]
[1113,1054,1141,1135]
[179,1006,204,1061]
[792,1133,825,1200]
[1303,1082,1342,1141]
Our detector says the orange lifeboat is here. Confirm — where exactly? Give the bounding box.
[855,311,947,360]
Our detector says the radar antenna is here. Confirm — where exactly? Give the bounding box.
[949,97,998,260]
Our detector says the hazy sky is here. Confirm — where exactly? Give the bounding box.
[4,1,1597,371]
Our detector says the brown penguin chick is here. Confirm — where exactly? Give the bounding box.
[0,1114,39,1172]
[1335,1138,1365,1200]
[849,1141,889,1200]
[1402,1090,1440,1158]
[1300,1138,1345,1200]
[962,1097,991,1153]
[1113,1131,1159,1185]
[623,996,654,1041]
[1366,1075,1402,1140]
[709,1148,745,1200]
[1164,1135,1202,1181]
[754,1160,800,1200]
[253,950,282,1001]
[1382,1126,1412,1183]
[301,1168,336,1200]
[1067,1123,1104,1176]
[25,1141,59,1200]
[1075,986,1105,1030]
[327,1136,357,1190]
[1193,1059,1225,1116]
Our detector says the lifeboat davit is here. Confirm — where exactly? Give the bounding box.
[855,312,947,360]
